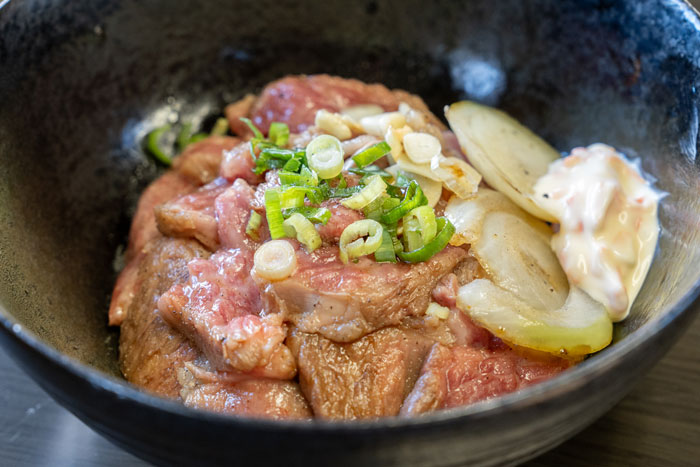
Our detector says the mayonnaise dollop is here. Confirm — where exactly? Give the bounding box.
[533,144,660,322]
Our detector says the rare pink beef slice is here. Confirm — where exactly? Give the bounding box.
[400,340,573,416]
[157,180,292,378]
[219,141,263,185]
[261,244,467,342]
[154,177,230,251]
[249,74,436,133]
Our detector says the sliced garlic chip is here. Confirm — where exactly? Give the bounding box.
[445,101,560,221]
[360,112,407,137]
[341,104,384,122]
[430,154,481,199]
[315,109,352,140]
[457,279,613,357]
[403,132,442,164]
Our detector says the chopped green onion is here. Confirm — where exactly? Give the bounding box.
[397,217,455,263]
[254,240,297,281]
[278,167,318,186]
[146,124,174,165]
[324,185,363,199]
[255,148,305,175]
[306,134,344,179]
[374,228,397,263]
[282,157,302,172]
[403,205,438,244]
[382,197,400,211]
[211,117,229,136]
[189,133,208,145]
[339,219,384,264]
[246,210,262,241]
[380,180,428,224]
[352,141,391,168]
[349,165,392,181]
[402,215,424,251]
[268,122,290,147]
[362,194,388,221]
[283,213,322,252]
[282,207,331,225]
[239,117,264,139]
[337,173,347,189]
[341,175,387,210]
[279,187,307,209]
[264,190,286,239]
[177,123,194,150]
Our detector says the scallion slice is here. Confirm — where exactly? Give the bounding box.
[349,165,392,181]
[239,117,264,139]
[282,207,331,225]
[268,122,290,147]
[279,166,318,187]
[403,205,438,244]
[146,124,173,165]
[341,175,387,210]
[339,219,384,264]
[211,117,229,136]
[380,180,428,224]
[306,134,344,179]
[279,187,307,209]
[397,217,455,263]
[351,141,391,168]
[264,190,286,239]
[246,210,262,241]
[374,228,397,263]
[283,213,322,252]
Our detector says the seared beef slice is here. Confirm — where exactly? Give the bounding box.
[267,246,467,342]
[289,328,433,419]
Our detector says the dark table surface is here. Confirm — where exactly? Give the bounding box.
[1,311,698,466]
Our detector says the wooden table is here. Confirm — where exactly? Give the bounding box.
[528,313,700,466]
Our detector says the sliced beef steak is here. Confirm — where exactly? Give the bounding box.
[401,339,573,416]
[219,141,262,185]
[173,135,241,185]
[263,245,467,342]
[288,327,434,419]
[249,74,440,133]
[157,180,292,378]
[178,363,311,419]
[119,237,210,397]
[109,171,195,325]
[154,177,230,251]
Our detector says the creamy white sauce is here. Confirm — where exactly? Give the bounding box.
[533,144,660,322]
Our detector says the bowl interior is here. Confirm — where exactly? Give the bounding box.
[1,0,700,381]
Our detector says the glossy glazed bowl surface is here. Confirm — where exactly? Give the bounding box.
[1,1,700,465]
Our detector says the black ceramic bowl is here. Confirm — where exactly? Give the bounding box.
[2,0,700,465]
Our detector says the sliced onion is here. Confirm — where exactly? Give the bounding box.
[457,279,612,356]
[445,101,560,221]
[254,240,297,281]
[386,165,443,208]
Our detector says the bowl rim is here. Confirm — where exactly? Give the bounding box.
[1,0,700,436]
